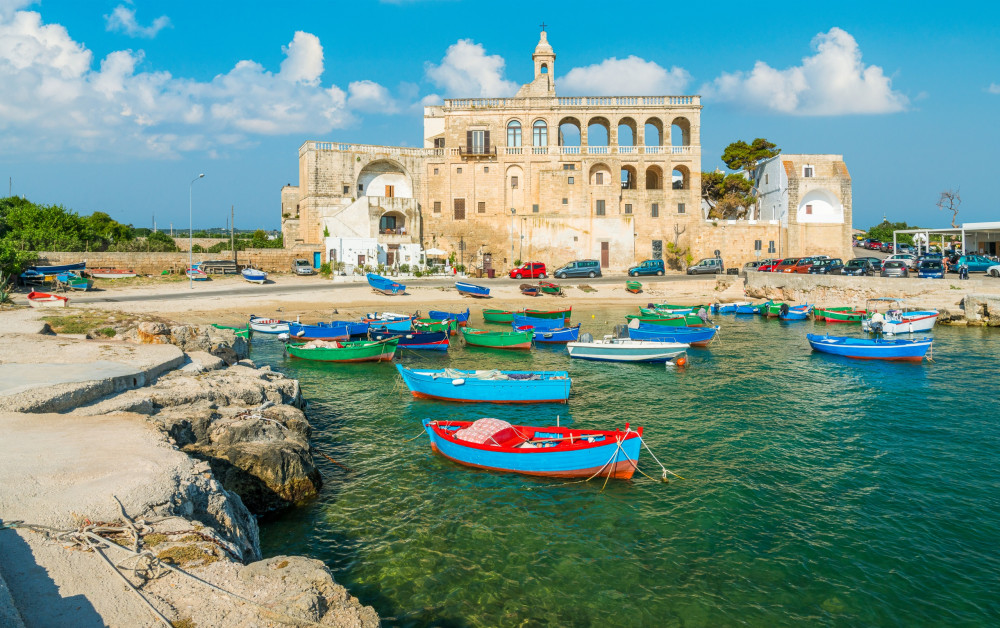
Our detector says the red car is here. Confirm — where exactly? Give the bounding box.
[509,262,547,279]
[790,257,817,273]
[774,258,801,273]
[757,258,782,272]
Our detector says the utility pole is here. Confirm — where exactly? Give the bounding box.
[152,214,156,233]
[170,223,173,237]
[231,205,235,264]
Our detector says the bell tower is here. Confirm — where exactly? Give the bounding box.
[532,28,555,89]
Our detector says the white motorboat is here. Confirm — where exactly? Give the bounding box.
[861,298,938,334]
[566,335,688,363]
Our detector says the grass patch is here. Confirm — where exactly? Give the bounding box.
[171,618,197,628]
[576,284,597,293]
[143,533,169,547]
[42,311,118,334]
[96,327,117,337]
[156,544,219,567]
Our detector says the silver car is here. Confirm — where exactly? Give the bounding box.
[880,260,909,278]
[292,259,316,275]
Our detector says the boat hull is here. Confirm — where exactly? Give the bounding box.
[523,308,572,320]
[371,330,449,350]
[397,365,569,402]
[567,340,688,363]
[482,309,514,323]
[367,273,406,295]
[861,312,938,334]
[628,325,718,347]
[249,316,290,334]
[462,327,533,350]
[287,322,352,341]
[286,338,398,362]
[29,262,86,274]
[428,308,470,324]
[26,291,69,308]
[455,281,490,298]
[422,419,640,479]
[528,325,581,344]
[242,269,267,284]
[806,333,931,361]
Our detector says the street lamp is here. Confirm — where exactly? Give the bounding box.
[510,208,516,268]
[520,217,525,261]
[189,173,205,289]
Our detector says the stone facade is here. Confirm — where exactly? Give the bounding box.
[282,31,853,272]
[36,249,322,274]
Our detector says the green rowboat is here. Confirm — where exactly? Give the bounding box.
[539,282,563,295]
[212,323,252,340]
[285,337,398,362]
[461,327,533,350]
[523,308,572,320]
[482,309,514,323]
[765,303,788,317]
[813,306,853,321]
[822,308,869,324]
[414,318,458,335]
[625,313,705,327]
[626,280,642,293]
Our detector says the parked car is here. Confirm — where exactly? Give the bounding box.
[808,258,845,274]
[554,259,601,279]
[918,260,944,279]
[897,244,914,254]
[509,262,547,279]
[865,239,883,250]
[627,259,665,277]
[686,257,724,275]
[883,253,919,270]
[988,264,1000,278]
[773,258,801,273]
[952,255,994,273]
[880,260,909,278]
[740,261,763,276]
[789,257,818,273]
[879,242,894,253]
[757,258,782,272]
[292,258,316,275]
[842,259,876,276]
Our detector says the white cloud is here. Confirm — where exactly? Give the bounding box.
[347,80,397,113]
[104,4,171,39]
[425,39,517,97]
[559,56,690,96]
[988,83,1000,95]
[0,7,355,157]
[702,27,908,115]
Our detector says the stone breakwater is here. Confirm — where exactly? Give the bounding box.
[0,312,378,627]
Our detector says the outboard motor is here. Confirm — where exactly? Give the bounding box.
[779,303,790,317]
[579,332,594,344]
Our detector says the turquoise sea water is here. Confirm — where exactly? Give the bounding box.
[252,309,1000,627]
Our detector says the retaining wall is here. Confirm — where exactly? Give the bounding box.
[745,271,994,304]
[34,248,322,274]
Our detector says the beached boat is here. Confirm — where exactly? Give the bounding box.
[396,365,570,403]
[626,280,642,294]
[428,308,470,325]
[367,273,406,295]
[241,268,267,284]
[806,333,932,362]
[511,314,566,330]
[28,261,86,275]
[627,324,719,347]
[249,315,294,334]
[186,268,209,281]
[461,327,533,350]
[860,298,939,335]
[455,281,491,298]
[285,337,399,362]
[87,268,136,279]
[567,336,688,363]
[539,281,563,295]
[370,330,449,350]
[523,308,572,320]
[26,291,69,308]
[55,272,92,291]
[713,301,751,313]
[778,304,812,321]
[413,318,457,335]
[520,283,540,296]
[18,269,46,284]
[286,322,352,341]
[482,309,514,324]
[521,324,581,344]
[421,418,642,479]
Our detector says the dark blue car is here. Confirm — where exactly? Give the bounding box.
[917,260,944,279]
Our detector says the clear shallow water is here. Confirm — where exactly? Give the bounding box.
[252,309,1000,627]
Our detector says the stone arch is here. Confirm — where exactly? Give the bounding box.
[379,210,406,234]
[621,165,637,190]
[644,117,663,149]
[540,63,549,74]
[558,117,581,150]
[645,165,663,190]
[587,116,611,149]
[670,117,691,149]
[532,119,548,147]
[358,159,412,198]
[672,165,690,190]
[797,188,844,223]
[589,163,612,186]
[506,119,522,147]
[617,117,637,147]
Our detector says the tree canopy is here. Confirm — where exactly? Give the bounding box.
[721,138,781,175]
[865,220,920,245]
[701,171,755,219]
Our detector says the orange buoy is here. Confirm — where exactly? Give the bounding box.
[675,357,687,367]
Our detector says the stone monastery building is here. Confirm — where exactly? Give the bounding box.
[281,30,853,272]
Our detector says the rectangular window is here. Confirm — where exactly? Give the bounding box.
[433,201,441,213]
[478,201,486,214]
[754,239,762,251]
[596,172,604,185]
[456,167,462,174]
[358,183,363,192]
[651,203,659,217]
[624,204,632,215]
[470,130,485,154]
[805,204,813,215]
[563,164,576,170]
[768,240,776,253]
[804,165,814,178]
[343,185,349,194]
[454,198,465,220]
[562,198,568,205]
[434,138,445,148]
[484,166,489,173]
[678,203,686,214]
[595,200,606,216]
[533,204,539,213]
[433,168,439,175]
[567,176,574,184]
[511,176,518,189]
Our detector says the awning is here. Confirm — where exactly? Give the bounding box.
[424,248,447,256]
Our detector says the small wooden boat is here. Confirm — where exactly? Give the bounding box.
[627,324,719,347]
[286,322,352,341]
[523,308,572,320]
[370,330,449,350]
[567,336,688,363]
[823,308,868,324]
[860,298,938,334]
[482,309,514,324]
[26,291,69,308]
[641,305,693,316]
[539,281,563,295]
[29,261,86,275]
[413,318,457,335]
[455,281,490,298]
[713,301,751,313]
[285,337,399,362]
[518,324,581,344]
[625,313,707,327]
[806,333,932,362]
[511,314,565,330]
[428,308,470,326]
[367,273,406,295]
[778,304,812,321]
[19,269,46,284]
[461,327,533,350]
[186,268,210,281]
[421,418,642,479]
[625,280,642,294]
[242,268,267,284]
[249,315,293,334]
[736,301,772,315]
[55,272,92,291]
[520,283,540,296]
[650,303,709,313]
[764,303,788,318]
[396,365,570,402]
[813,306,853,321]
[362,312,413,332]
[88,268,136,279]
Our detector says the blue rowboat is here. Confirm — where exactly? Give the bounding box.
[628,324,719,347]
[526,325,581,344]
[397,364,570,403]
[806,333,932,362]
[421,418,642,479]
[370,330,449,350]
[779,304,812,321]
[511,314,565,330]
[713,301,751,314]
[362,312,412,332]
[287,322,353,341]
[455,281,490,298]
[367,273,406,295]
[428,308,470,324]
[28,261,86,275]
[242,268,267,284]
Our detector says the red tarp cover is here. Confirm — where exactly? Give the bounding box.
[454,418,515,445]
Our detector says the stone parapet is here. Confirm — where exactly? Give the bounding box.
[33,249,322,274]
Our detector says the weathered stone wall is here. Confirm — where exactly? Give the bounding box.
[745,271,991,303]
[34,248,322,274]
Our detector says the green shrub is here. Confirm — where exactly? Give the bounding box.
[414,270,423,278]
[399,263,410,273]
[319,262,332,277]
[190,244,205,253]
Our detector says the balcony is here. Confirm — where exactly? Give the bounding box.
[443,95,700,110]
[502,145,697,157]
[458,145,498,159]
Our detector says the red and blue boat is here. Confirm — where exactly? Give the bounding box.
[421,418,642,479]
[806,333,933,362]
[396,365,570,403]
[428,307,470,326]
[627,324,719,347]
[370,330,449,350]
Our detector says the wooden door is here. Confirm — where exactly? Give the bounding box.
[600,242,609,267]
[385,185,395,198]
[387,252,395,266]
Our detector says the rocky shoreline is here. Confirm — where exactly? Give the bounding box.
[0,310,379,627]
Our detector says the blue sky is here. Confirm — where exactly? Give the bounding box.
[1,0,998,231]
